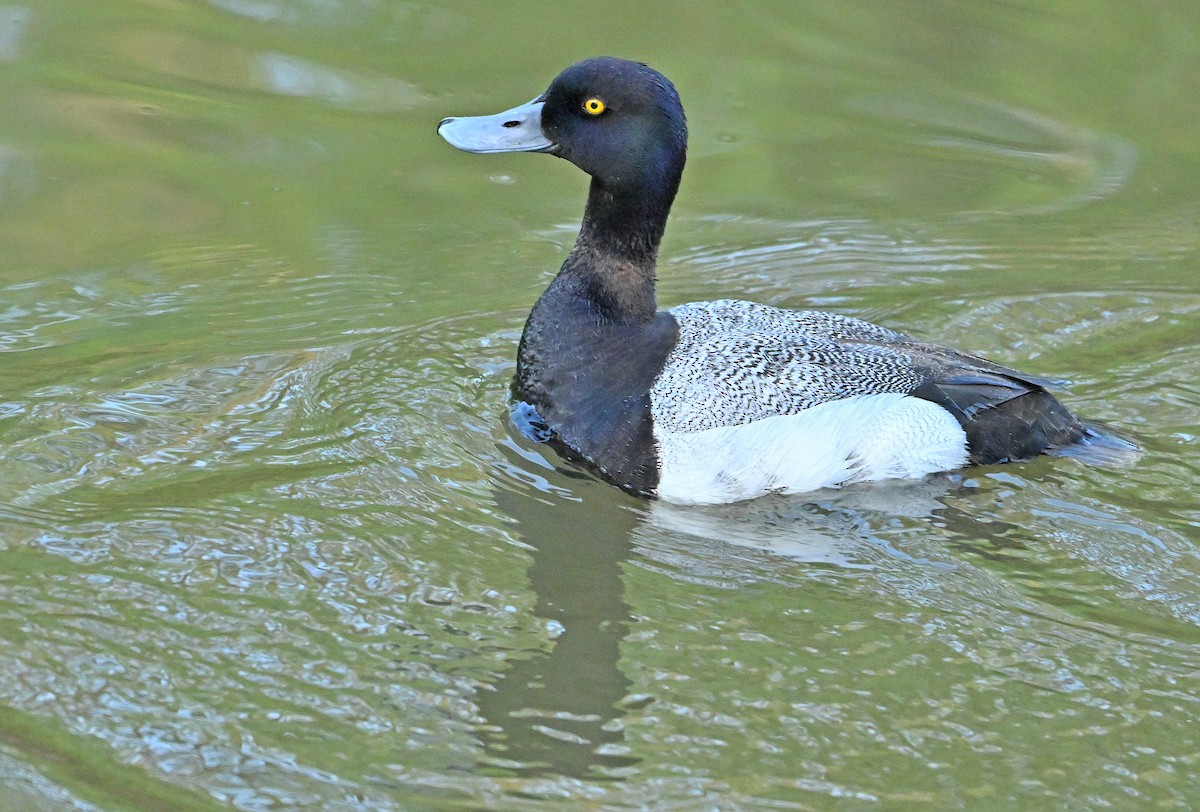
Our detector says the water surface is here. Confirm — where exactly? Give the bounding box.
[2,1,1199,808]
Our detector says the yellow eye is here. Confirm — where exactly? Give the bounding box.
[582,97,606,116]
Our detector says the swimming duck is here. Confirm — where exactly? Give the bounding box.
[438,57,1124,505]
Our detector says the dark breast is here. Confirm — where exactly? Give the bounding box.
[515,301,678,496]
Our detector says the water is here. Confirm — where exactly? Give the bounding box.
[1,1,1199,808]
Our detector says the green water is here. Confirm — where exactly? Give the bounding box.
[2,1,1199,808]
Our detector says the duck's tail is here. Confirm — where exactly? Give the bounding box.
[1047,420,1140,466]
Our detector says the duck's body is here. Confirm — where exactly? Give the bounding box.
[439,57,1122,504]
[516,290,1082,504]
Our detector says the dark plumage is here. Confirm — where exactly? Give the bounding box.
[438,57,1131,503]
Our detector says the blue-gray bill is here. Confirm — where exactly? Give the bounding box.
[438,98,552,154]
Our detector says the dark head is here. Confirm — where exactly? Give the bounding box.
[540,58,687,197]
[440,58,688,321]
[439,56,688,208]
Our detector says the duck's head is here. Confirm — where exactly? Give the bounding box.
[439,57,687,198]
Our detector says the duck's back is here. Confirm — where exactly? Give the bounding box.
[652,300,925,432]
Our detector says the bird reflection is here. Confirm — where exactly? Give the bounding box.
[476,443,642,778]
[638,475,965,571]
[476,434,1031,779]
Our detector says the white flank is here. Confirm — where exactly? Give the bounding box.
[653,393,969,505]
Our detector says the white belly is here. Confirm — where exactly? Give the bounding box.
[652,393,969,505]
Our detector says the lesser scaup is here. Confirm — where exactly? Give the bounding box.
[438,57,1129,504]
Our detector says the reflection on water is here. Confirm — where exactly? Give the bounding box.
[253,52,425,112]
[0,6,28,62]
[479,471,639,777]
[209,0,337,25]
[643,478,962,571]
[112,29,427,113]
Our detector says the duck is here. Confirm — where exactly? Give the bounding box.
[438,56,1128,505]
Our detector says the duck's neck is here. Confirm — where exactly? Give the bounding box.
[554,171,679,324]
